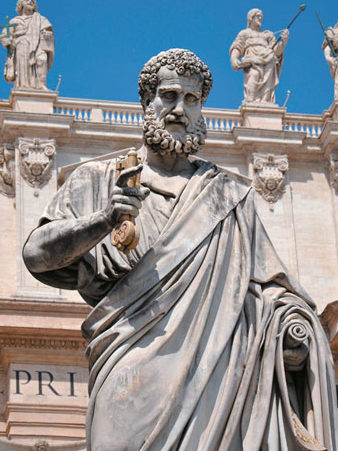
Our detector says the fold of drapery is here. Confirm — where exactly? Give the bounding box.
[24,157,336,451]
[79,164,334,451]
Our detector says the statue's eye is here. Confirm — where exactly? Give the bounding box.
[185,94,199,105]
[161,91,177,101]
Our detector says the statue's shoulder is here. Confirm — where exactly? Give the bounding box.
[73,159,114,176]
[10,15,23,24]
[263,29,274,38]
[236,28,251,40]
[39,14,53,27]
[191,156,252,188]
[65,159,114,188]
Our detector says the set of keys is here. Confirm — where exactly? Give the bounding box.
[111,149,141,255]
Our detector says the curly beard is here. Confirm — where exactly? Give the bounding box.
[143,105,207,156]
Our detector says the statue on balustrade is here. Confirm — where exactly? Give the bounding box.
[0,0,54,90]
[23,48,337,450]
[230,9,289,104]
[322,21,338,100]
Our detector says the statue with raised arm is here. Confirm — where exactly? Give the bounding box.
[322,22,338,100]
[23,49,337,450]
[230,8,289,104]
[0,0,54,90]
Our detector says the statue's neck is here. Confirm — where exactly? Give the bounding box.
[21,12,35,19]
[143,145,194,176]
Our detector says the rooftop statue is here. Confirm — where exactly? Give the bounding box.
[230,9,289,104]
[23,49,337,450]
[321,21,338,100]
[0,0,54,90]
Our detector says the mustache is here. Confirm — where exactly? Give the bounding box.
[163,113,189,127]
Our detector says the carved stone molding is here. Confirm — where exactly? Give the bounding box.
[0,336,86,351]
[0,144,15,198]
[329,153,338,190]
[17,138,56,196]
[252,153,288,205]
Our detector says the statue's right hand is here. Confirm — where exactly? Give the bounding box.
[0,37,11,47]
[104,165,150,226]
[238,57,252,68]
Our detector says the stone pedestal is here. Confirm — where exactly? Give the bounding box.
[10,90,58,115]
[240,103,286,131]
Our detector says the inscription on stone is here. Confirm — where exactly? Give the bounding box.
[10,364,88,406]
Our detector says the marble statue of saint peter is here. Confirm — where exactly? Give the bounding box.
[23,49,337,451]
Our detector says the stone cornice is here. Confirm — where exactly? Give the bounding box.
[0,335,86,351]
[0,298,90,316]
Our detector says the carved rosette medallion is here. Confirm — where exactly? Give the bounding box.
[252,153,288,206]
[0,144,15,198]
[329,153,338,190]
[18,138,56,196]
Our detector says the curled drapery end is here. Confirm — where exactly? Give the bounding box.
[285,321,309,349]
[282,319,310,372]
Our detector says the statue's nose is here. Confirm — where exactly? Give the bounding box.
[172,98,184,116]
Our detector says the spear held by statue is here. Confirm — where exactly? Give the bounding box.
[272,4,306,49]
[315,10,337,58]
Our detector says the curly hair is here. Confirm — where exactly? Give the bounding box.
[138,49,212,110]
[16,0,39,15]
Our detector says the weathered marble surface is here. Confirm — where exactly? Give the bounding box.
[0,0,54,90]
[230,9,289,104]
[23,49,337,450]
[322,22,338,100]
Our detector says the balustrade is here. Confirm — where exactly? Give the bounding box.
[53,99,324,137]
[283,115,323,137]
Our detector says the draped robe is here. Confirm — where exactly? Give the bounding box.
[27,155,337,451]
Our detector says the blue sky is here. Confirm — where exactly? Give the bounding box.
[0,0,336,114]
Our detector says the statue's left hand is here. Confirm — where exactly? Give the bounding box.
[282,320,309,371]
[280,29,289,43]
[283,340,309,371]
[41,30,53,39]
[0,37,11,47]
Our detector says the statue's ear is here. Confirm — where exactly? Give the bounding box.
[143,94,154,110]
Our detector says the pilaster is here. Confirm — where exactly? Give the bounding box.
[14,137,60,299]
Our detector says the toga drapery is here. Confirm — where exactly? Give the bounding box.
[28,154,337,451]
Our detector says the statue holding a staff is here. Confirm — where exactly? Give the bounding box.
[318,15,338,101]
[230,6,305,104]
[0,0,54,90]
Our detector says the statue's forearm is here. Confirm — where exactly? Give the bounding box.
[230,49,242,70]
[274,42,286,58]
[23,210,112,273]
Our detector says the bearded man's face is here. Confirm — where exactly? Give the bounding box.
[143,66,207,156]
